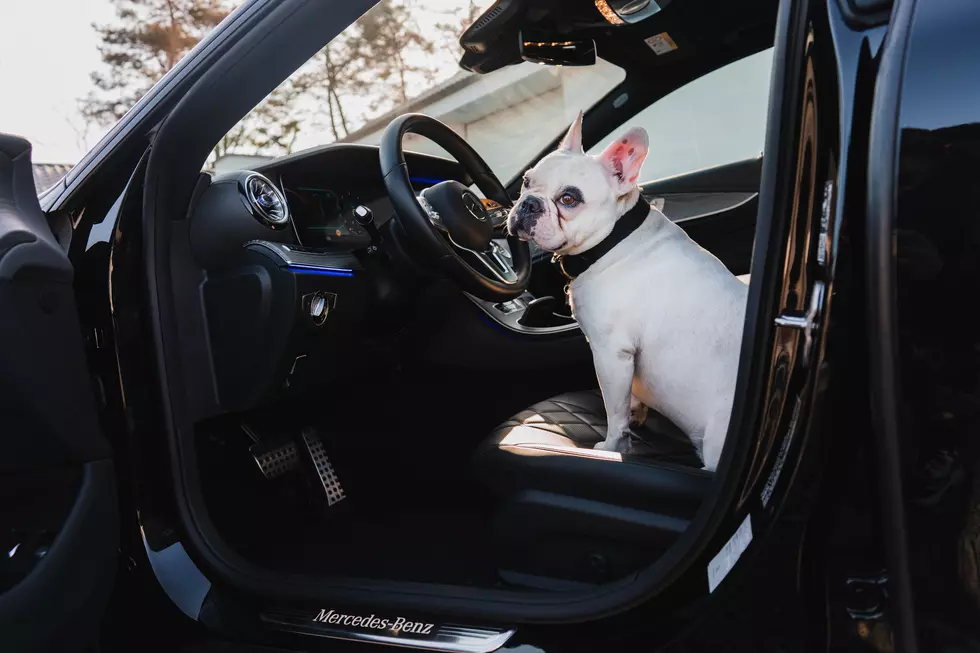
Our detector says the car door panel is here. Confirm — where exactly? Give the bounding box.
[0,134,118,652]
[641,158,762,276]
[641,157,763,195]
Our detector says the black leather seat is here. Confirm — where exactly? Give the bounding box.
[473,390,714,586]
[473,390,712,514]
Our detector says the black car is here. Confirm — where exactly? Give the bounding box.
[2,0,978,651]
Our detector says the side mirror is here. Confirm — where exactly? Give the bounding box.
[519,32,597,67]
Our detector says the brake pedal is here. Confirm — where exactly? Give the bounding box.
[250,439,300,480]
[299,428,346,507]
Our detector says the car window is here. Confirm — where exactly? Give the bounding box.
[587,48,774,183]
[208,2,626,183]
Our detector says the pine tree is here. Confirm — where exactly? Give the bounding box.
[82,0,302,157]
[287,0,460,140]
[82,0,478,152]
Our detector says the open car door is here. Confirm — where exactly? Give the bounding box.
[0,134,118,652]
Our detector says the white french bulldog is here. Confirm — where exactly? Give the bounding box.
[507,113,747,471]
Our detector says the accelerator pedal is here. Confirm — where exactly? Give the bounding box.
[299,427,346,508]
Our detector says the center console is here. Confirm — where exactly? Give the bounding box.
[462,239,581,335]
[465,291,578,334]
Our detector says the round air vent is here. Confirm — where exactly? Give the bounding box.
[238,171,289,229]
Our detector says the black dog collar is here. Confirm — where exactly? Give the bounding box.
[553,197,651,280]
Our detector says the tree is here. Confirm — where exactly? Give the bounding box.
[293,29,368,141]
[286,0,461,141]
[82,0,482,153]
[434,0,482,59]
[82,0,229,125]
[211,78,305,159]
[354,0,448,113]
[82,0,302,158]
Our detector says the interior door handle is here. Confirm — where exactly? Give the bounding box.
[774,280,826,365]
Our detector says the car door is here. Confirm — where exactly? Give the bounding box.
[0,134,118,652]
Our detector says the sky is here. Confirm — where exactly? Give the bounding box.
[0,0,117,163]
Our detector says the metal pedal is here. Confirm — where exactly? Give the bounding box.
[300,428,346,506]
[250,439,300,480]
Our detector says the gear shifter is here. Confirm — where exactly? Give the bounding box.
[518,295,560,327]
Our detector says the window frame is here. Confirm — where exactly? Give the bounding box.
[503,44,776,197]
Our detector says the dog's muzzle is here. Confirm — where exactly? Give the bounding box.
[509,195,545,237]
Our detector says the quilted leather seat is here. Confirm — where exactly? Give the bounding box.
[473,390,712,514]
[485,389,703,463]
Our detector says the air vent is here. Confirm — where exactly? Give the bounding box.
[238,171,289,229]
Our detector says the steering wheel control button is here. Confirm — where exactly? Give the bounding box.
[481,197,510,226]
[417,193,445,230]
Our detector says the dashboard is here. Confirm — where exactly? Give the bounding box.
[185,143,471,412]
[257,143,470,252]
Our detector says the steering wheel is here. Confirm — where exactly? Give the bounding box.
[380,113,531,302]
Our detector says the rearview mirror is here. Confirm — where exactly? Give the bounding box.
[519,32,597,67]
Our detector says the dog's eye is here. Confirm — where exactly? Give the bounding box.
[558,193,578,207]
[522,176,530,189]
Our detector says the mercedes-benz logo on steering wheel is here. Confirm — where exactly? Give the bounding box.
[462,193,487,222]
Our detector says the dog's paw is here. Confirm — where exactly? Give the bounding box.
[629,394,648,428]
[629,403,649,428]
[594,436,631,454]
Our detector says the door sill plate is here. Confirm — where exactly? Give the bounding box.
[261,608,516,652]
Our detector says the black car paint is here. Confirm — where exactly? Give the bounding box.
[92,0,833,648]
[10,0,980,649]
[133,0,766,631]
[889,0,980,647]
[60,0,804,649]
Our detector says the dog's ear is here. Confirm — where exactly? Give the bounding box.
[598,127,649,193]
[558,111,585,154]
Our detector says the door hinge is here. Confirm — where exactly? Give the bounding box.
[774,279,826,365]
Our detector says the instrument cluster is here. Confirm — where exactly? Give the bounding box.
[283,185,372,249]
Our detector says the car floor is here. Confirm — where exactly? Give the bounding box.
[192,365,581,589]
[195,413,504,587]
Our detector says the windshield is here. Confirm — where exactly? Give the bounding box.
[210,1,626,182]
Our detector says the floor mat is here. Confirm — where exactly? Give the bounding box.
[195,421,501,587]
[293,508,499,586]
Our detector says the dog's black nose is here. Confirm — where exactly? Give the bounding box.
[510,194,545,237]
[522,195,544,215]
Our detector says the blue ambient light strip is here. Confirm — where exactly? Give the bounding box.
[410,176,449,186]
[287,264,354,278]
